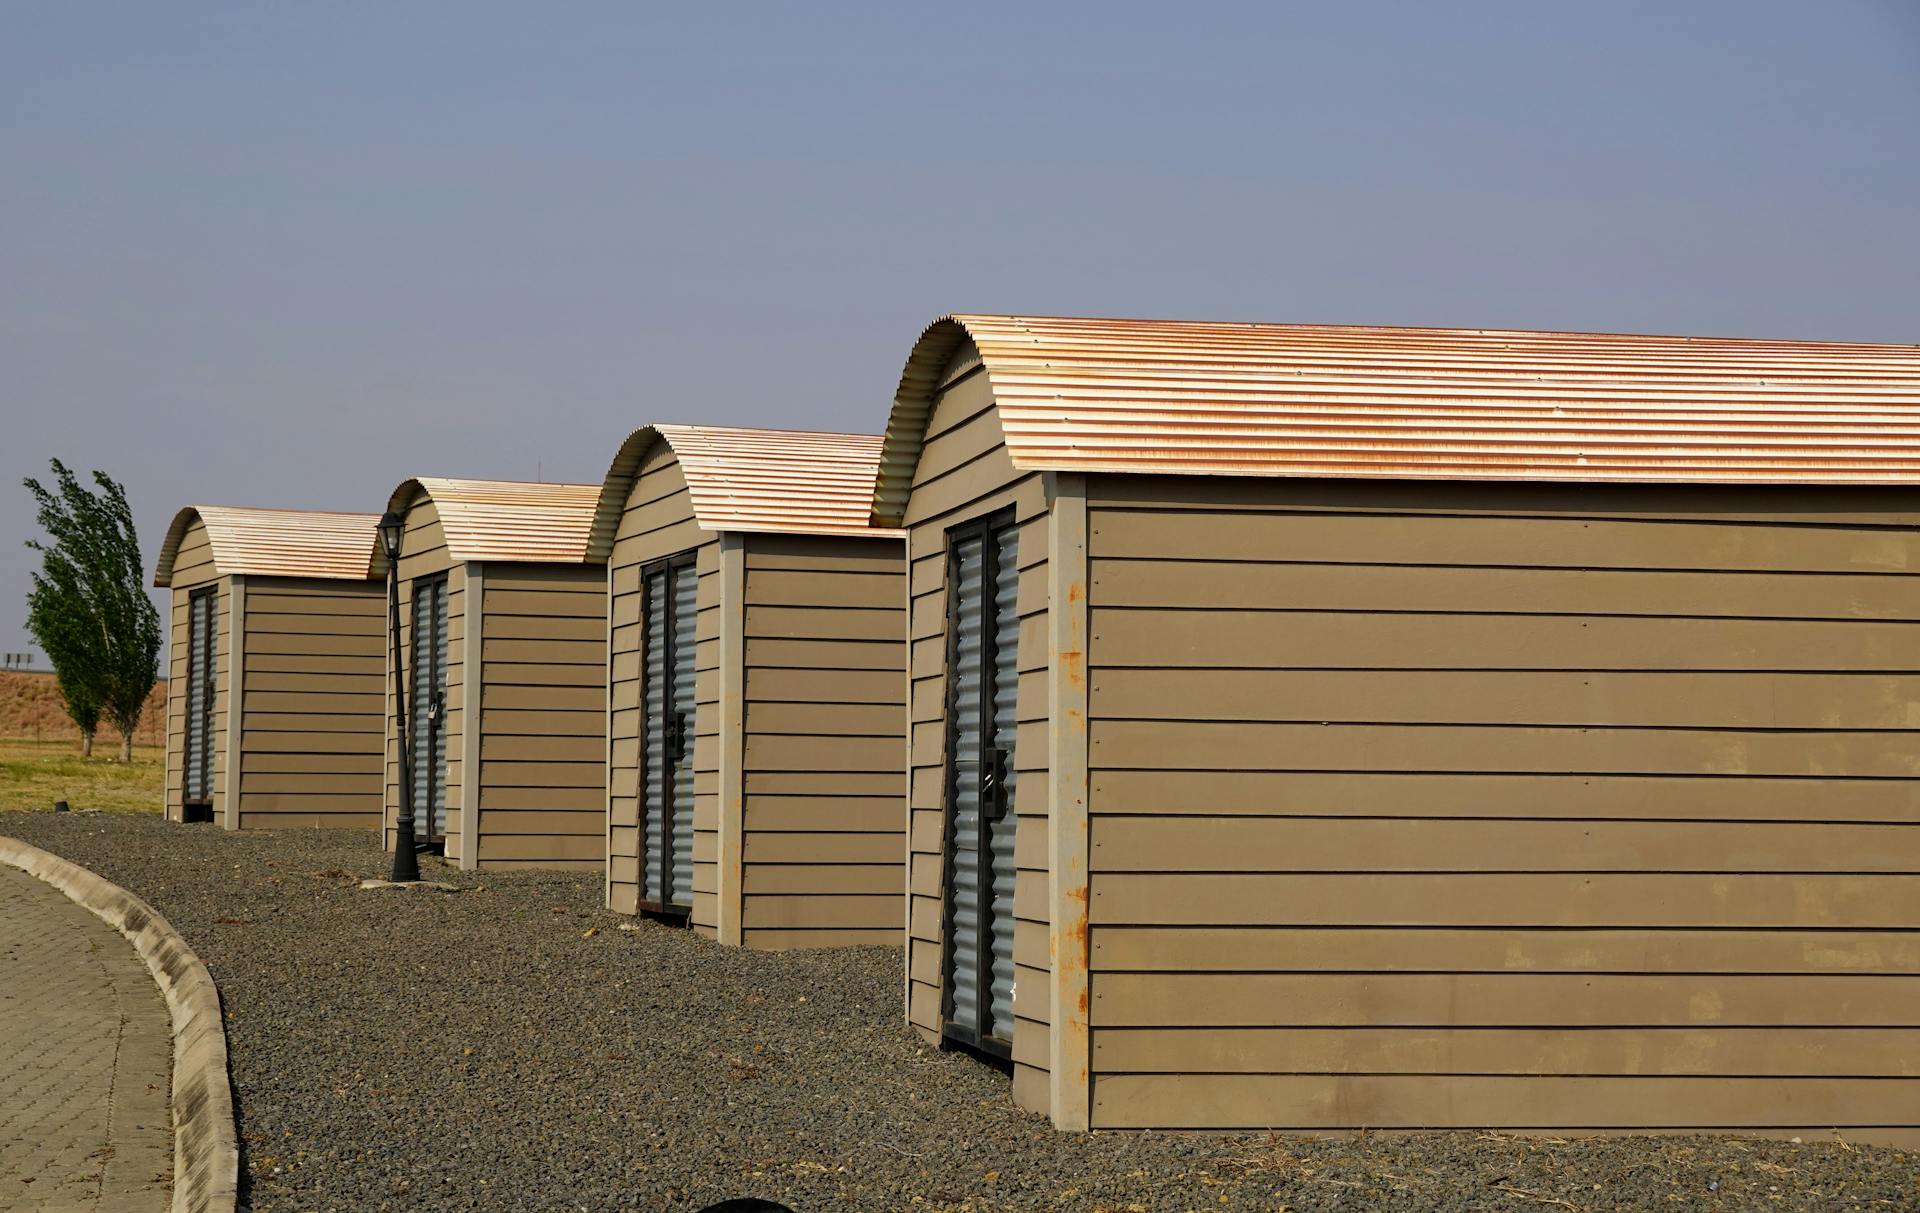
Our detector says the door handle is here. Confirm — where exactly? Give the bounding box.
[984,748,1012,820]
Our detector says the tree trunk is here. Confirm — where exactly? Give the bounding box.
[81,730,93,758]
[120,730,133,763]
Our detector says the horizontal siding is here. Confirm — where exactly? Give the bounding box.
[476,563,608,868]
[740,532,906,948]
[1092,1075,1920,1132]
[238,576,385,830]
[606,440,720,934]
[1084,476,1920,1138]
[902,357,1054,1108]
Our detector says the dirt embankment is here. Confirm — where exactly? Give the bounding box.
[0,670,166,746]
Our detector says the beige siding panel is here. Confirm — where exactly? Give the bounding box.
[746,667,901,704]
[1090,769,1920,822]
[744,702,902,736]
[743,540,902,574]
[743,864,902,895]
[743,833,904,865]
[248,653,384,674]
[1084,478,1920,1134]
[1092,720,1920,777]
[1091,817,1920,873]
[476,785,603,811]
[483,684,602,711]
[744,570,901,609]
[1105,1021,1920,1082]
[475,833,603,863]
[1093,474,1920,528]
[1091,873,1917,928]
[483,615,603,642]
[1092,972,1920,1027]
[745,771,900,796]
[1091,928,1920,974]
[747,798,902,833]
[1091,609,1920,672]
[733,531,905,944]
[1092,559,1920,621]
[743,735,901,772]
[743,894,899,929]
[745,928,901,949]
[1091,1074,1920,1132]
[462,565,606,869]
[744,638,900,670]
[1092,668,1920,730]
[1088,507,1920,574]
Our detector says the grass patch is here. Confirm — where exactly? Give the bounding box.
[0,738,165,813]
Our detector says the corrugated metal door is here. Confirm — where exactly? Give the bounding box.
[183,587,217,810]
[640,553,697,915]
[941,512,1020,1055]
[409,575,449,843]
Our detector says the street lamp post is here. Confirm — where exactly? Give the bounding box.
[380,510,421,883]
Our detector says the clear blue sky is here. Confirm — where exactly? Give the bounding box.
[4,2,1918,665]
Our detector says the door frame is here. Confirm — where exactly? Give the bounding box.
[938,508,1017,1060]
[182,585,218,822]
[635,550,697,917]
[409,572,450,847]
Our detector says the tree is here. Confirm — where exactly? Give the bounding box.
[23,460,162,761]
[27,561,105,756]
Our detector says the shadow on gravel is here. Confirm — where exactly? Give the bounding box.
[4,811,1914,1213]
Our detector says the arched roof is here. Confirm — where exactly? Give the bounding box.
[383,478,602,569]
[589,424,901,560]
[154,506,380,587]
[872,313,1920,524]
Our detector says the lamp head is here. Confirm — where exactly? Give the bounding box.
[378,510,405,562]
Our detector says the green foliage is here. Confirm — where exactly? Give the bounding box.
[22,460,162,754]
[25,542,104,743]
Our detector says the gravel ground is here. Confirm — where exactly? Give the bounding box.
[3,812,1914,1213]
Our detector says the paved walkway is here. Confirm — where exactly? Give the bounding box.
[0,863,171,1212]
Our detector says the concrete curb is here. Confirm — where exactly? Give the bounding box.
[0,836,240,1213]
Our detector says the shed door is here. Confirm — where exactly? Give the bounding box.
[409,574,450,844]
[183,587,217,814]
[941,512,1020,1055]
[640,554,698,914]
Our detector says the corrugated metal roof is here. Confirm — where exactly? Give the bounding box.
[873,314,1920,522]
[589,424,903,558]
[154,505,380,587]
[387,478,603,566]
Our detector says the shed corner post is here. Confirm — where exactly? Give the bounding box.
[602,554,616,914]
[223,575,246,831]
[715,531,748,947]
[459,562,484,871]
[1045,472,1092,1131]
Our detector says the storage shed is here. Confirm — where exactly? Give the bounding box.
[154,506,385,830]
[592,425,906,948]
[380,478,607,870]
[878,313,1920,1142]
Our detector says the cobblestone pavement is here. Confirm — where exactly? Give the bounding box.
[0,864,171,1212]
